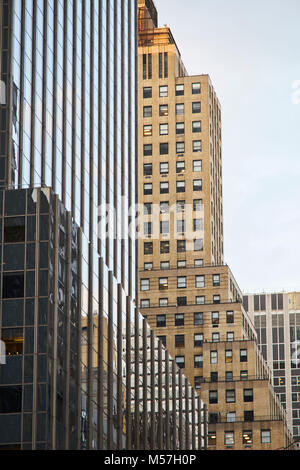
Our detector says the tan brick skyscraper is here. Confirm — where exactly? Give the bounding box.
[137,0,294,450]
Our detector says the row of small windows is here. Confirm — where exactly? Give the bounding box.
[143,180,202,195]
[144,239,203,254]
[209,388,253,404]
[143,219,203,236]
[144,160,202,176]
[140,274,222,291]
[143,199,203,215]
[143,102,201,118]
[210,348,248,364]
[143,83,201,98]
[157,331,237,347]
[147,311,235,327]
[143,141,202,156]
[208,429,271,447]
[143,121,201,136]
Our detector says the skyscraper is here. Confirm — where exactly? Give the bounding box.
[137,0,294,450]
[0,0,205,450]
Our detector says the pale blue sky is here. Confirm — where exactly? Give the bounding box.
[156,0,300,293]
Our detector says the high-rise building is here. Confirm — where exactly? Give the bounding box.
[137,0,294,450]
[0,0,205,450]
[244,291,300,449]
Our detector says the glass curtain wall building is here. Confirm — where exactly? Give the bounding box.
[0,0,206,450]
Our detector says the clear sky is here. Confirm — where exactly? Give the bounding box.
[155,0,300,293]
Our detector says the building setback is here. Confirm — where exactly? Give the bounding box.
[244,291,300,449]
[137,0,294,450]
[0,0,205,450]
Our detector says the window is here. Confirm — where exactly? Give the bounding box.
[159,104,168,116]
[226,390,235,403]
[212,312,219,325]
[159,85,168,97]
[176,122,184,135]
[177,296,187,306]
[140,299,150,308]
[177,260,186,268]
[160,123,168,135]
[143,124,152,136]
[213,274,220,286]
[175,84,184,96]
[144,203,152,215]
[210,351,218,364]
[192,82,201,94]
[224,431,234,446]
[194,312,203,325]
[160,201,169,213]
[4,217,25,243]
[193,179,202,191]
[160,221,169,235]
[209,412,219,424]
[144,262,153,270]
[159,277,168,290]
[158,336,166,347]
[175,313,184,326]
[160,142,169,155]
[227,332,234,342]
[143,105,152,117]
[243,389,253,402]
[160,261,170,270]
[193,219,203,231]
[194,259,203,267]
[194,333,203,347]
[192,102,201,113]
[195,275,205,288]
[144,242,153,255]
[144,163,152,176]
[160,241,169,253]
[225,371,233,382]
[210,372,218,383]
[175,356,185,369]
[176,200,185,212]
[243,412,253,424]
[225,350,233,363]
[193,160,202,172]
[176,181,185,193]
[177,241,185,254]
[0,386,22,413]
[177,276,186,289]
[193,140,202,152]
[176,219,185,234]
[213,295,220,304]
[159,298,169,308]
[261,430,271,444]
[176,161,185,174]
[140,279,150,291]
[160,182,169,194]
[160,162,169,174]
[175,334,185,348]
[208,432,217,446]
[2,273,24,298]
[176,142,185,154]
[143,86,152,98]
[195,376,204,389]
[192,121,201,133]
[196,295,205,304]
[194,355,203,369]
[240,349,248,362]
[176,103,184,115]
[209,390,218,404]
[227,412,236,423]
[243,430,253,446]
[212,332,219,342]
[144,183,152,195]
[226,311,234,324]
[143,144,152,156]
[156,315,166,327]
[2,329,23,356]
[240,370,248,380]
[193,199,203,211]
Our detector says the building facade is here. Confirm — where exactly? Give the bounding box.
[0,0,205,450]
[244,291,300,448]
[137,0,294,450]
